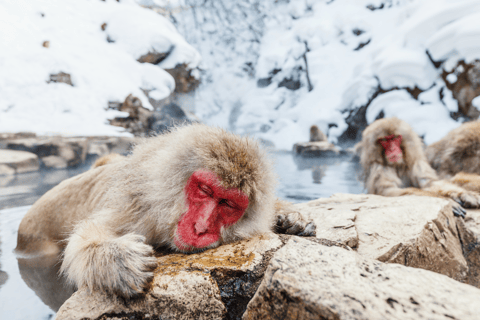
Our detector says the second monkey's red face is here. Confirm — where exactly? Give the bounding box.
[378,134,403,164]
[174,170,249,252]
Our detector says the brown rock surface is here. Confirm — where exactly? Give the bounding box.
[456,209,480,287]
[243,237,480,320]
[0,149,39,175]
[56,234,285,320]
[298,194,468,282]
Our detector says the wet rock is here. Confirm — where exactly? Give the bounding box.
[243,237,480,320]
[293,141,342,157]
[0,164,15,176]
[6,137,88,167]
[0,135,136,172]
[443,60,480,120]
[297,194,468,282]
[0,149,39,175]
[48,72,73,86]
[41,155,68,169]
[56,235,285,320]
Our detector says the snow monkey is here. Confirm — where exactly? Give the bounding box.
[355,117,480,218]
[426,121,480,193]
[309,125,327,142]
[15,124,315,298]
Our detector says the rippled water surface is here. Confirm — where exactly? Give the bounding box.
[0,152,365,319]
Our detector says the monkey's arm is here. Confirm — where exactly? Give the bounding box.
[60,210,157,298]
[450,172,480,193]
[274,200,316,236]
[366,164,467,217]
[406,160,480,210]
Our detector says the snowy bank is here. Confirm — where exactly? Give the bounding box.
[0,0,200,136]
[161,0,480,149]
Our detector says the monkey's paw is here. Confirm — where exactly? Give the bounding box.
[449,190,480,210]
[62,233,157,298]
[276,211,316,236]
[451,202,467,219]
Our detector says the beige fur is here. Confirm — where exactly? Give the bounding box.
[427,121,480,179]
[355,117,480,212]
[92,153,125,168]
[309,125,327,142]
[15,124,314,298]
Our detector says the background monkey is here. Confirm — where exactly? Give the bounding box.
[309,125,327,142]
[15,124,315,298]
[426,121,480,193]
[355,117,480,217]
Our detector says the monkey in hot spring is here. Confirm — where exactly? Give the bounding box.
[15,124,315,298]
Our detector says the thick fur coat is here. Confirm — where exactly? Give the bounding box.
[16,124,297,297]
[355,117,480,214]
[427,121,480,178]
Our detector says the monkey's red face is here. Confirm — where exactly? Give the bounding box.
[174,170,249,252]
[378,134,403,164]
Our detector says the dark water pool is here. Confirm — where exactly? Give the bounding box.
[0,152,365,319]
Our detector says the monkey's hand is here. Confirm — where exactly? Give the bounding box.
[61,220,157,298]
[429,181,480,211]
[450,201,467,219]
[276,211,316,236]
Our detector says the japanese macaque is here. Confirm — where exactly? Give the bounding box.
[426,121,480,193]
[309,125,327,142]
[15,124,315,298]
[427,121,479,170]
[355,117,480,217]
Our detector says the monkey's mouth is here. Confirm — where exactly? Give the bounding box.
[174,221,221,252]
[387,153,403,163]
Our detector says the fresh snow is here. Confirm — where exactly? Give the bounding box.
[0,0,200,136]
[2,0,480,146]
[159,0,480,149]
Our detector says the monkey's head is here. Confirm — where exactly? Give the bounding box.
[127,124,277,253]
[174,170,250,251]
[356,117,426,172]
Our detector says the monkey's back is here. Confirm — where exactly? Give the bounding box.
[15,163,116,256]
[426,121,480,177]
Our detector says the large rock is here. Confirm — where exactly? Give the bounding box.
[296,194,468,282]
[456,209,480,288]
[0,149,39,175]
[243,237,480,320]
[56,234,285,320]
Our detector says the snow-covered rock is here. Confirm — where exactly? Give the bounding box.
[0,0,200,137]
[153,0,480,149]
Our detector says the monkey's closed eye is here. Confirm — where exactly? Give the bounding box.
[198,184,214,196]
[219,199,237,209]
